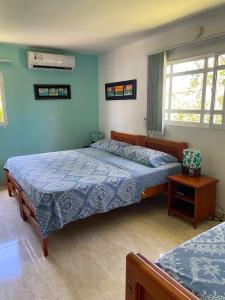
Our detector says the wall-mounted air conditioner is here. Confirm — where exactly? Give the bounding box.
[27,51,75,71]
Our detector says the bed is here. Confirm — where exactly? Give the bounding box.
[4,131,187,256]
[126,221,225,300]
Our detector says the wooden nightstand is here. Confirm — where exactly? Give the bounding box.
[168,174,219,228]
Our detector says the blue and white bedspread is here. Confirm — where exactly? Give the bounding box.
[156,222,225,299]
[4,149,142,238]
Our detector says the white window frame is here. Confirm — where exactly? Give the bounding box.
[0,72,7,127]
[165,52,225,130]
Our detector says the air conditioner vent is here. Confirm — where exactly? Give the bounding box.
[27,51,75,71]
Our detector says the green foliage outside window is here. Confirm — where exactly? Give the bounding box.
[0,101,4,123]
[0,108,3,122]
[166,54,225,127]
[0,72,6,124]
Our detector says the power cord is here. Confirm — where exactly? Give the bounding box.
[208,202,224,222]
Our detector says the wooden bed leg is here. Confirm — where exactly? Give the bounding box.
[7,184,12,197]
[18,191,27,221]
[42,238,48,257]
[5,171,12,197]
[21,207,28,221]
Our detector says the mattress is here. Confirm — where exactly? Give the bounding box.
[4,147,180,237]
[79,147,181,191]
[156,222,225,299]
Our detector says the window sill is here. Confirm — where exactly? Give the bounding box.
[0,122,8,128]
[165,121,225,131]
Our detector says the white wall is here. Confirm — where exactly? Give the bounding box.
[98,8,225,209]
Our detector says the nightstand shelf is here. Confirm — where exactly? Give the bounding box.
[169,207,194,223]
[173,193,195,204]
[168,174,219,228]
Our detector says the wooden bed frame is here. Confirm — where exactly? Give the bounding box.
[5,131,187,257]
[126,252,199,300]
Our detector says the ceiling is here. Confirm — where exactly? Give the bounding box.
[0,0,225,53]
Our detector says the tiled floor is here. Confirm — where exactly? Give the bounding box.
[0,186,218,300]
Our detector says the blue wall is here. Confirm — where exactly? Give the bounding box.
[0,44,99,184]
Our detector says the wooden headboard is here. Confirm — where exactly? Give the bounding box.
[140,136,187,162]
[111,131,141,145]
[110,131,187,162]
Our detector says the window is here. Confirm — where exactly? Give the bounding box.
[0,72,7,126]
[165,53,225,129]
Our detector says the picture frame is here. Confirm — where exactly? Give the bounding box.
[34,84,71,100]
[105,79,137,100]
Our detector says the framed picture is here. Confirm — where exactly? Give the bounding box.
[34,85,71,100]
[105,79,137,100]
